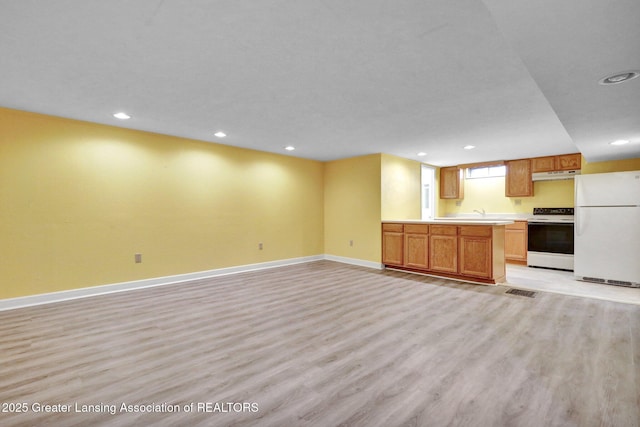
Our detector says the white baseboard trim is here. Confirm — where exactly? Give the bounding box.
[323,254,384,270]
[0,254,383,312]
[0,255,324,312]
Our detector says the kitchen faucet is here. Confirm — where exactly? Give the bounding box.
[473,208,486,217]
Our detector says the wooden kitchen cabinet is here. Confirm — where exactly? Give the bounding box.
[505,159,533,197]
[459,236,492,278]
[531,156,556,173]
[382,223,404,266]
[505,220,528,264]
[381,221,507,284]
[440,167,464,199]
[531,153,581,172]
[429,225,458,274]
[459,226,493,278]
[557,153,581,170]
[460,225,506,282]
[404,224,429,269]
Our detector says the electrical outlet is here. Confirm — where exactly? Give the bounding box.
[349,240,353,247]
[455,201,462,206]
[258,243,263,250]
[134,253,142,263]
[515,199,522,206]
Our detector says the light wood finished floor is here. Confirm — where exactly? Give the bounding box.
[1,260,639,426]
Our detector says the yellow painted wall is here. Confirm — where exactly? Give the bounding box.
[441,177,575,214]
[324,154,381,262]
[0,108,324,299]
[582,157,640,174]
[381,154,421,220]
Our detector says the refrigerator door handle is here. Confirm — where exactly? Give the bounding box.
[576,209,585,237]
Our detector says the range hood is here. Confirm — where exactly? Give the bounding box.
[532,170,581,181]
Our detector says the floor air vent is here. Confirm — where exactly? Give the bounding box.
[505,288,536,298]
[582,277,606,284]
[581,277,639,288]
[607,280,638,288]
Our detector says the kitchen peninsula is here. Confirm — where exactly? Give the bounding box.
[382,219,513,284]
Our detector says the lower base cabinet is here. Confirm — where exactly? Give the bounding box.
[459,236,492,278]
[382,222,506,284]
[405,232,429,269]
[429,225,458,273]
[505,220,528,264]
[382,223,404,265]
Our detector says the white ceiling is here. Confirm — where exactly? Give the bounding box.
[1,0,638,165]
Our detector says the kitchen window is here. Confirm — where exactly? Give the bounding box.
[466,165,506,179]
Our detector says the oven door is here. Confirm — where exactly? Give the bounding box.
[527,222,574,254]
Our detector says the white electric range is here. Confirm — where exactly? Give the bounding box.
[527,207,574,271]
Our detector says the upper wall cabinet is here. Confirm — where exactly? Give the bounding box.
[557,153,581,170]
[531,156,556,173]
[532,153,581,172]
[505,159,533,197]
[439,167,464,199]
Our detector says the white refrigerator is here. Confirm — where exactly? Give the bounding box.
[574,170,640,287]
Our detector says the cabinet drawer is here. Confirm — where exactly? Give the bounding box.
[404,224,429,234]
[430,225,457,236]
[459,226,492,237]
[382,223,404,232]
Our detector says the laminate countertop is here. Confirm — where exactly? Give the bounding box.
[382,219,514,226]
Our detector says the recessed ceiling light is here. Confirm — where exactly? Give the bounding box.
[214,131,226,138]
[598,71,640,85]
[285,146,295,151]
[417,152,427,157]
[610,139,630,146]
[463,145,475,150]
[113,112,131,120]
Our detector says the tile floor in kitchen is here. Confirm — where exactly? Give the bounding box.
[505,264,640,305]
